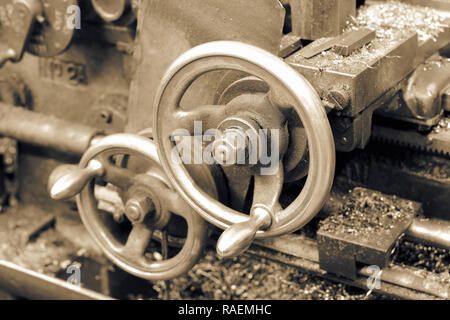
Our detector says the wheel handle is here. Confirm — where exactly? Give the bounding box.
[48,160,104,200]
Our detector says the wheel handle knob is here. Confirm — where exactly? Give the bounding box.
[48,160,104,200]
[216,206,272,258]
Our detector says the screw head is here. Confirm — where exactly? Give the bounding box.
[99,110,113,124]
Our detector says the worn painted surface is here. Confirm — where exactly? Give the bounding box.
[127,0,285,132]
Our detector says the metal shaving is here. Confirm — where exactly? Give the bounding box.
[152,250,385,300]
[394,240,450,285]
[353,1,450,45]
[319,188,416,236]
[290,1,449,72]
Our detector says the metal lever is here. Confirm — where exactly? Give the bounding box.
[216,206,272,258]
[48,160,105,200]
[0,0,42,67]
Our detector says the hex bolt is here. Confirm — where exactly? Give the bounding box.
[125,192,154,223]
[212,128,249,166]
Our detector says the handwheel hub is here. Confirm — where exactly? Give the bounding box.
[124,191,154,224]
[212,116,263,167]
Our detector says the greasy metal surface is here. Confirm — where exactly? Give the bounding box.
[372,120,450,156]
[0,103,101,155]
[287,32,418,117]
[403,57,450,121]
[329,97,379,152]
[377,56,450,125]
[407,218,450,251]
[319,191,450,252]
[249,233,448,299]
[85,93,128,134]
[91,0,136,25]
[0,261,112,300]
[127,0,285,132]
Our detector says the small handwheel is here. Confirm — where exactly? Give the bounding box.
[48,134,210,280]
[153,41,335,258]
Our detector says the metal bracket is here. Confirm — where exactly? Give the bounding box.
[317,188,419,280]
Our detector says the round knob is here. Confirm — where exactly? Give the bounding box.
[48,160,104,200]
[91,0,131,22]
[216,206,272,258]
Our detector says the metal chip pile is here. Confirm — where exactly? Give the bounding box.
[353,1,450,44]
[291,1,449,72]
[394,240,450,285]
[152,250,386,300]
[318,188,416,236]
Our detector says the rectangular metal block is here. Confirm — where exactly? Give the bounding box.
[333,28,376,56]
[279,34,303,58]
[286,32,418,116]
[317,188,419,280]
[290,0,356,40]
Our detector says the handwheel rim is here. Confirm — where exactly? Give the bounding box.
[77,134,207,280]
[154,41,335,238]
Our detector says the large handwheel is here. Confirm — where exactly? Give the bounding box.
[153,41,335,258]
[48,134,213,280]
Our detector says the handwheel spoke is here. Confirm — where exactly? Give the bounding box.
[140,176,190,219]
[162,192,190,218]
[170,105,228,134]
[123,224,153,258]
[101,162,136,190]
[251,163,284,215]
[216,164,285,258]
[266,88,293,111]
[161,229,169,259]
